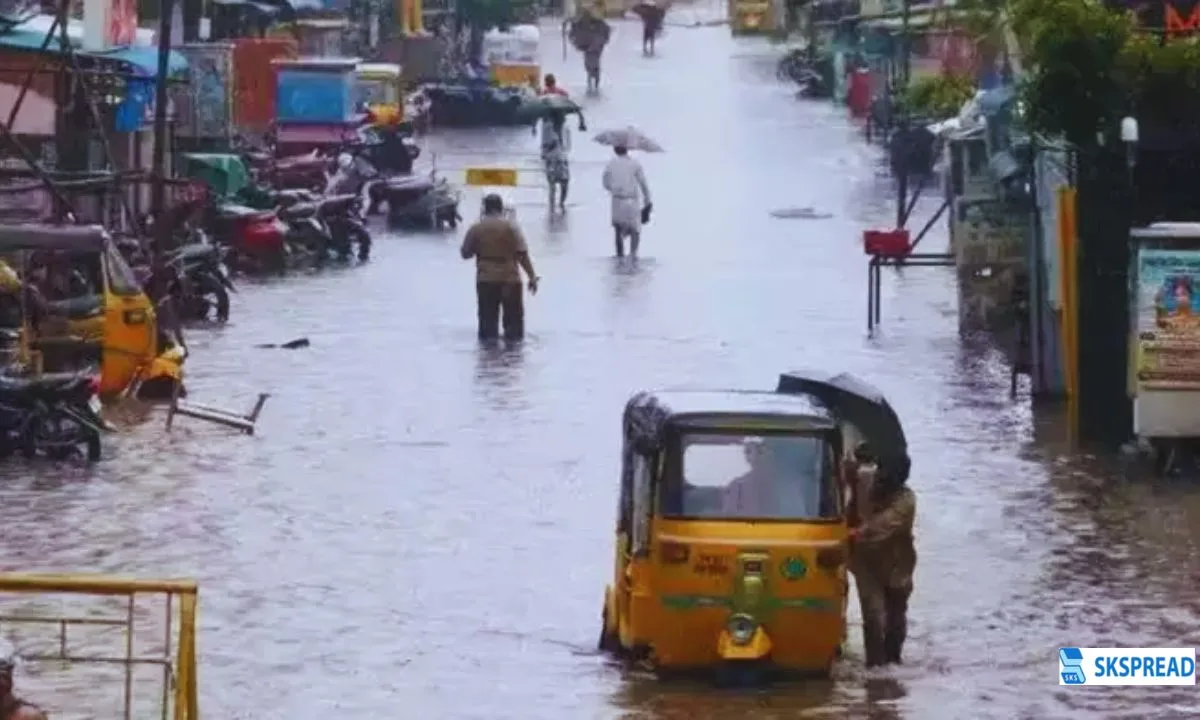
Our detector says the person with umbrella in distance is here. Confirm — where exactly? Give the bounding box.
[524,95,586,213]
[598,127,660,258]
[633,1,666,56]
[460,194,540,342]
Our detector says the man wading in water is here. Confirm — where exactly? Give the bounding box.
[461,194,540,341]
[0,645,47,720]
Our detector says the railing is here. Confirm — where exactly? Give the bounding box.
[0,574,199,720]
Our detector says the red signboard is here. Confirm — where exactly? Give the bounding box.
[106,0,136,47]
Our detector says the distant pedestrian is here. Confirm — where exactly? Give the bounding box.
[460,194,540,341]
[602,145,652,258]
[542,73,569,96]
[540,111,571,211]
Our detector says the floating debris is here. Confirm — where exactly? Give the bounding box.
[770,207,834,220]
[255,338,311,349]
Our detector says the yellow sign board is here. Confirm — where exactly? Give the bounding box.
[465,167,519,187]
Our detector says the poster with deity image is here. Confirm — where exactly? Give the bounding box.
[1135,248,1200,389]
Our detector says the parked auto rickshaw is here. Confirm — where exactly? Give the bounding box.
[0,224,185,400]
[600,374,909,677]
[355,62,404,125]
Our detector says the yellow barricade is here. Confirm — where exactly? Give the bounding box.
[0,573,200,720]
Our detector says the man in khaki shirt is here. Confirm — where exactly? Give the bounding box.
[460,194,540,341]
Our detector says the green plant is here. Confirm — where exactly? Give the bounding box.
[904,73,976,119]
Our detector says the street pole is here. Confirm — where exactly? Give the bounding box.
[895,0,912,230]
[150,0,176,225]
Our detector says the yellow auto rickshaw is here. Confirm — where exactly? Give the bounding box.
[355,62,404,124]
[0,224,184,400]
[600,372,910,677]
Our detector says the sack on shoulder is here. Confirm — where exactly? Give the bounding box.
[640,203,653,224]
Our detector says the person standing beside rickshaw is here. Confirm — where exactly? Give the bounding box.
[847,445,916,667]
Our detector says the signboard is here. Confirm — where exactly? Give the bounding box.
[1135,248,1200,388]
[107,0,136,46]
[465,167,518,187]
[176,43,232,138]
[1108,0,1200,37]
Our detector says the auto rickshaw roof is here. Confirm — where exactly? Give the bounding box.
[0,224,111,253]
[624,389,837,443]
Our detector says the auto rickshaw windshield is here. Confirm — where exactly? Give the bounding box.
[665,431,840,521]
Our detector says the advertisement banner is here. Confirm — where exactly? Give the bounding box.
[1135,248,1200,388]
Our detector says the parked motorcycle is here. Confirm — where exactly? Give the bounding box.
[0,371,104,462]
[343,130,461,230]
[121,231,236,323]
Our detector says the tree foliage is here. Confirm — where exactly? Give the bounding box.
[964,0,1200,146]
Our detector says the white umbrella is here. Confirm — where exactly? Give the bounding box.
[592,126,664,152]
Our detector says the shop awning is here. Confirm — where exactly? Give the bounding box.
[0,15,188,79]
[95,45,189,78]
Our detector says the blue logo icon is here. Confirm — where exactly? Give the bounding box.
[1060,647,1086,685]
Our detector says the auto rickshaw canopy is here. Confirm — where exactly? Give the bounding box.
[0,223,112,253]
[178,153,252,199]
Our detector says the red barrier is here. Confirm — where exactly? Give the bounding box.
[863,229,911,257]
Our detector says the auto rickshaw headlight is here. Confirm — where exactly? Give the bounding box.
[727,614,757,645]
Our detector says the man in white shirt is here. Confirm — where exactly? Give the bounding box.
[601,145,652,258]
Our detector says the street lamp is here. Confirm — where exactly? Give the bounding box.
[1121,115,1139,169]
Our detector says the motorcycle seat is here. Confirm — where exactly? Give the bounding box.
[43,295,103,320]
[319,194,359,213]
[216,203,268,220]
[168,243,219,263]
[273,189,317,207]
[381,175,435,192]
[275,154,326,170]
[0,372,92,395]
[244,150,272,164]
[279,202,319,220]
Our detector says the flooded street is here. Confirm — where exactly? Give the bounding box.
[3,8,1200,719]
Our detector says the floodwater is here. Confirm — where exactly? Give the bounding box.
[3,7,1200,720]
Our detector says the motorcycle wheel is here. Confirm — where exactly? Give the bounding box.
[353,228,372,261]
[21,412,102,463]
[193,273,231,322]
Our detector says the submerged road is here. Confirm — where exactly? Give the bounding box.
[3,7,1200,719]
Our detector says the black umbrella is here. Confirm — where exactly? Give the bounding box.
[776,370,909,479]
